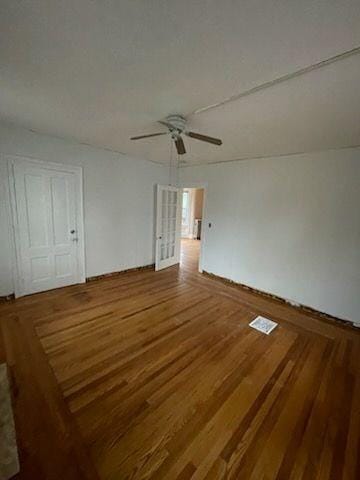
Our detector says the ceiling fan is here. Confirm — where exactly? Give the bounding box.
[130,114,222,155]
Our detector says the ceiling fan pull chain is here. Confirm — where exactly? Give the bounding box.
[169,138,173,186]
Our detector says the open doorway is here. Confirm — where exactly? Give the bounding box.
[180,187,204,272]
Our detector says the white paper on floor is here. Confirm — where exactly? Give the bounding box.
[249,316,278,335]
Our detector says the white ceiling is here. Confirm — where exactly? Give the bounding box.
[1,0,360,165]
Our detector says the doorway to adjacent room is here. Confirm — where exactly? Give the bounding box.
[180,187,204,272]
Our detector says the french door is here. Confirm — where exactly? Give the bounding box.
[155,185,182,271]
[9,157,85,296]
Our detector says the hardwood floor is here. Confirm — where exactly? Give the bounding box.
[1,239,360,479]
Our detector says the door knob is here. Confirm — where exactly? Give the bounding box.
[70,229,76,234]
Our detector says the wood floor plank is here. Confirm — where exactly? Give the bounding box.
[0,239,359,479]
[1,315,100,480]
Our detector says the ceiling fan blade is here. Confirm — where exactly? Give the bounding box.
[174,136,186,155]
[185,131,222,145]
[130,132,168,140]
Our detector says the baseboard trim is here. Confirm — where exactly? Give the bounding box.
[203,270,357,330]
[0,294,15,303]
[0,265,156,300]
[86,263,155,282]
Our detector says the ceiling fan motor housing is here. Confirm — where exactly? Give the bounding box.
[165,114,186,133]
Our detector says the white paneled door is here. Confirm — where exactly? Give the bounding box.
[9,158,85,296]
[155,185,182,271]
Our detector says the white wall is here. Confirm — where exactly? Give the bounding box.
[0,123,167,296]
[180,148,360,323]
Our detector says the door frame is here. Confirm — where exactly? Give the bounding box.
[178,182,207,273]
[5,154,86,297]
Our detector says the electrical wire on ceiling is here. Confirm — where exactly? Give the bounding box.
[191,45,360,116]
